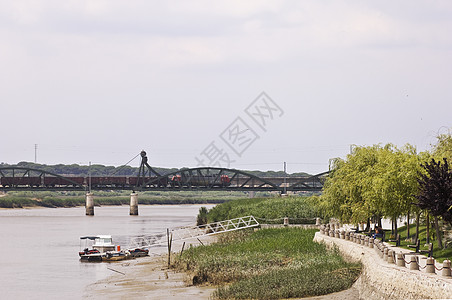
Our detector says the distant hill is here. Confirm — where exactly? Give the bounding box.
[0,162,311,177]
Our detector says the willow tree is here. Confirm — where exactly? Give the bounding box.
[321,144,423,233]
[321,145,382,225]
[432,131,452,162]
[370,144,423,237]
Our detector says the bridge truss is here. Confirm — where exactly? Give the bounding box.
[0,152,328,192]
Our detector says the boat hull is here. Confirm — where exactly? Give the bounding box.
[102,251,129,262]
[80,253,104,262]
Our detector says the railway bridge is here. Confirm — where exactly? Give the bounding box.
[0,151,329,215]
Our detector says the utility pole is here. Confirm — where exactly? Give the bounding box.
[283,161,287,195]
[88,161,92,194]
[34,144,38,163]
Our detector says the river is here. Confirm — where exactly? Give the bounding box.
[0,204,214,299]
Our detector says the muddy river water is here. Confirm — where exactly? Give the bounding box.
[0,204,213,299]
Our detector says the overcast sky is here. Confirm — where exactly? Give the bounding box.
[1,1,451,174]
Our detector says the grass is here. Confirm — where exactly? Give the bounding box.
[173,228,361,299]
[384,224,452,262]
[206,196,321,224]
[0,190,252,208]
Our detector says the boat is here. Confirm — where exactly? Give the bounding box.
[79,235,148,262]
[79,235,117,262]
[102,250,130,262]
[128,247,149,257]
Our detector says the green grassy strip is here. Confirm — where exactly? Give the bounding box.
[384,224,452,262]
[174,228,361,299]
[206,196,321,224]
[0,191,253,208]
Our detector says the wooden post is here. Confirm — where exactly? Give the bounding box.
[167,229,173,268]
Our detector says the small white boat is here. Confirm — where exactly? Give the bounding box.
[79,235,148,262]
[79,235,119,262]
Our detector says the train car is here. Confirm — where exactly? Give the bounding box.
[1,176,42,187]
[86,176,127,188]
[128,176,168,187]
[109,177,127,187]
[44,176,84,187]
[170,175,230,187]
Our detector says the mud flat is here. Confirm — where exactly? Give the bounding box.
[84,238,217,300]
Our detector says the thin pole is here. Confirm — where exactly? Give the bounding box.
[89,161,92,193]
[34,144,38,163]
[167,229,173,268]
[283,161,287,195]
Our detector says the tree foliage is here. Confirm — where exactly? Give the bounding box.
[432,131,452,162]
[416,158,452,226]
[320,144,423,224]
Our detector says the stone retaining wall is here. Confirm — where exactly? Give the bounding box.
[314,231,452,300]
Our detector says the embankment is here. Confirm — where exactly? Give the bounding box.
[314,231,452,300]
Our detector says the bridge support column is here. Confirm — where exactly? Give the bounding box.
[248,191,255,198]
[130,193,138,215]
[85,193,94,216]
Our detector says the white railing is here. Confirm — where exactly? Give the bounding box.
[128,215,259,249]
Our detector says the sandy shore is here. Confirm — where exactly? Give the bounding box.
[84,238,217,300]
[84,254,216,299]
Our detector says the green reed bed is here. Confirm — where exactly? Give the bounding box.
[173,228,361,299]
[206,196,321,224]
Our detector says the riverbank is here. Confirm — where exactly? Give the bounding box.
[86,249,360,300]
[88,228,360,299]
[85,237,218,299]
[314,231,452,299]
[0,190,250,208]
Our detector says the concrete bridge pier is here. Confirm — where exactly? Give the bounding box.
[85,193,94,216]
[130,193,138,215]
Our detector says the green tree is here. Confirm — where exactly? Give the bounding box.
[416,158,452,248]
[321,143,424,234]
[432,131,452,162]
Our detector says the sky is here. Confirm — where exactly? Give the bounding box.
[1,1,451,175]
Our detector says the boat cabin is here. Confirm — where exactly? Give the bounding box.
[80,235,116,253]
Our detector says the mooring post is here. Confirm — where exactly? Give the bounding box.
[426,257,436,274]
[396,253,405,267]
[283,217,289,226]
[130,192,138,215]
[85,192,94,216]
[442,260,451,277]
[387,249,395,264]
[410,256,419,270]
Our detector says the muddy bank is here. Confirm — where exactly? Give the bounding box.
[84,254,215,299]
[84,238,217,300]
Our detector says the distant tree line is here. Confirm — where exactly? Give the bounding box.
[0,162,311,178]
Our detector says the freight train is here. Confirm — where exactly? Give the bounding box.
[170,174,231,187]
[0,176,168,188]
[0,174,231,188]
